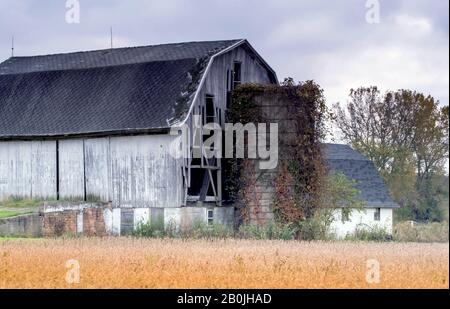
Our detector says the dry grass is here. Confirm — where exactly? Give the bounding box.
[394,221,449,243]
[0,237,448,288]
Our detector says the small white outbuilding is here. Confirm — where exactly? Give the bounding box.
[323,144,399,238]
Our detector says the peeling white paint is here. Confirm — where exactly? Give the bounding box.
[134,208,150,228]
[59,139,85,200]
[31,141,57,199]
[0,141,57,200]
[103,208,113,234]
[85,138,110,202]
[112,208,121,235]
[109,135,183,208]
[160,207,235,231]
[76,211,83,234]
[43,203,102,213]
[164,208,181,231]
[0,135,184,207]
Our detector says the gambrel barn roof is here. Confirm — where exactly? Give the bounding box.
[0,39,276,139]
[323,143,399,208]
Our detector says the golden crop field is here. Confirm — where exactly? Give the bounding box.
[0,237,448,289]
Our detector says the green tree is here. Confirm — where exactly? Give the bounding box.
[305,172,364,239]
[333,87,449,222]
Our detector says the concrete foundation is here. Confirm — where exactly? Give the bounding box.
[0,213,42,237]
[0,202,235,237]
[120,206,234,235]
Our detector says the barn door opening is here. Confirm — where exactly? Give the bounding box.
[186,95,221,205]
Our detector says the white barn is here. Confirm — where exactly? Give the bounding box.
[0,39,399,237]
[0,39,277,233]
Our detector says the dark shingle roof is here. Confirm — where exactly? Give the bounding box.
[0,40,241,75]
[322,143,399,208]
[0,40,242,138]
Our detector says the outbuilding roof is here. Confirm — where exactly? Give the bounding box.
[323,143,399,208]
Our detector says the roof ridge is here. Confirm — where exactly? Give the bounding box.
[0,57,199,77]
[6,39,243,59]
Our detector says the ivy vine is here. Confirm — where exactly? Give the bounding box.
[224,79,328,225]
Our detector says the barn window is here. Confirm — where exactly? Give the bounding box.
[232,62,242,89]
[207,209,214,225]
[374,208,381,221]
[205,95,216,124]
[341,208,350,222]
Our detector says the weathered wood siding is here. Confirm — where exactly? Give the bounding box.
[85,138,110,202]
[59,139,85,200]
[109,135,183,208]
[0,135,183,207]
[31,141,57,199]
[189,45,273,126]
[0,141,57,200]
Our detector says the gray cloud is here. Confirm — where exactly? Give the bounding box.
[0,0,448,109]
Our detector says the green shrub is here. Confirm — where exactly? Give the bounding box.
[181,221,234,239]
[394,221,449,242]
[0,198,46,210]
[133,222,166,238]
[345,225,391,241]
[133,221,233,239]
[238,222,297,240]
[0,210,23,219]
[296,217,328,240]
[238,219,337,241]
[135,221,299,240]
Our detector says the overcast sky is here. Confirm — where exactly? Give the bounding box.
[0,0,448,111]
